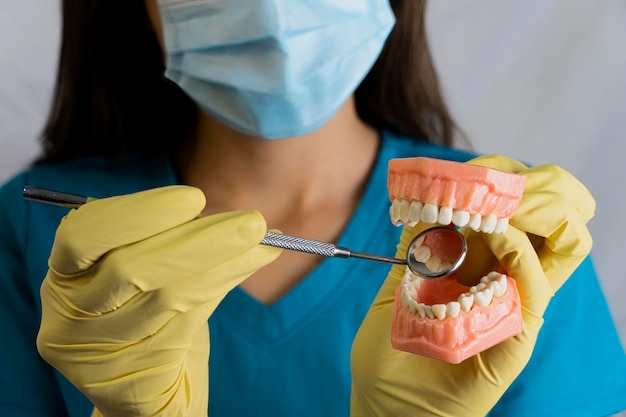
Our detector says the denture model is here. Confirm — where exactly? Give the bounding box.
[388,157,526,364]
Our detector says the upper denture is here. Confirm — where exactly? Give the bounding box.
[387,157,526,218]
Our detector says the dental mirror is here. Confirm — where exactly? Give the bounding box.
[261,225,467,279]
[23,186,467,279]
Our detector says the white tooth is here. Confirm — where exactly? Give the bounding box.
[474,287,494,307]
[398,200,411,225]
[417,303,427,318]
[480,214,497,234]
[486,271,502,281]
[432,304,447,320]
[470,283,487,293]
[446,301,461,318]
[438,206,453,225]
[401,287,413,309]
[468,213,482,231]
[458,293,474,312]
[425,255,442,273]
[412,234,426,248]
[403,282,417,299]
[408,298,419,315]
[401,271,412,286]
[389,201,403,226]
[420,203,439,224]
[408,201,424,227]
[480,275,491,284]
[425,305,434,319]
[439,261,453,273]
[494,217,509,234]
[496,274,508,294]
[452,209,470,227]
[487,280,505,297]
[412,244,432,263]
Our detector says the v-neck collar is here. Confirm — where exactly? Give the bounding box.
[211,136,393,342]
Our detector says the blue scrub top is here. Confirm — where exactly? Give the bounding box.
[1,131,625,417]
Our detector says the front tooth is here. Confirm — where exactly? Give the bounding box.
[494,217,509,233]
[480,214,497,234]
[474,287,494,307]
[425,305,434,319]
[446,301,461,317]
[432,304,447,320]
[452,209,470,227]
[417,303,427,318]
[408,201,424,226]
[458,293,474,312]
[420,203,439,224]
[438,206,453,225]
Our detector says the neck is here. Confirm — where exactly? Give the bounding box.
[176,97,380,232]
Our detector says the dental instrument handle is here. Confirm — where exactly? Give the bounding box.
[261,231,406,266]
[22,186,409,268]
[23,186,96,209]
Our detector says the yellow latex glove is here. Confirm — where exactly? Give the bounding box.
[36,186,281,417]
[350,155,595,416]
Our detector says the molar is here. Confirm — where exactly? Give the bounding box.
[474,287,494,307]
[425,255,442,273]
[412,245,431,264]
[480,272,508,297]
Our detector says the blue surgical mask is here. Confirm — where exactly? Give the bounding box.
[158,0,395,139]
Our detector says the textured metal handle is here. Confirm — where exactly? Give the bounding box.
[261,231,350,258]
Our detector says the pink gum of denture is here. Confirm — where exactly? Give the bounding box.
[387,157,526,218]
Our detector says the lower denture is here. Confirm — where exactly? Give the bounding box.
[391,274,523,364]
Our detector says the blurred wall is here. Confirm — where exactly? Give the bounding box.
[0,0,59,173]
[1,0,625,360]
[427,1,626,353]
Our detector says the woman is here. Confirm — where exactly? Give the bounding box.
[1,0,625,416]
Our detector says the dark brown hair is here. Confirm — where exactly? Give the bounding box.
[36,0,457,164]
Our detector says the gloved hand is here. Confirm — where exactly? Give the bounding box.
[36,186,281,417]
[350,155,595,416]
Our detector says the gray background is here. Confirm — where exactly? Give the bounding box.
[1,2,624,414]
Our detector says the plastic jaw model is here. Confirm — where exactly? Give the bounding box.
[388,157,526,364]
